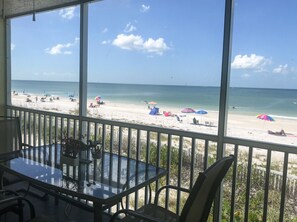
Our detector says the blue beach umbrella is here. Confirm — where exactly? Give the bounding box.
[196,110,208,115]
[196,109,208,122]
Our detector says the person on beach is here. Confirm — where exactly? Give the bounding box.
[176,115,182,123]
[268,129,286,136]
[193,117,197,125]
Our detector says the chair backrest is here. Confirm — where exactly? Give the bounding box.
[179,155,234,222]
[0,116,22,155]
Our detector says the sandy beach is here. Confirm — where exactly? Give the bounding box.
[12,92,297,146]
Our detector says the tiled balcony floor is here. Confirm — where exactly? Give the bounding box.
[0,182,111,222]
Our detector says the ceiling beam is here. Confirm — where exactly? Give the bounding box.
[3,0,99,19]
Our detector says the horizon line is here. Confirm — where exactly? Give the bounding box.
[11,79,297,91]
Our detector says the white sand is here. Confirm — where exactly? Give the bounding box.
[12,93,297,146]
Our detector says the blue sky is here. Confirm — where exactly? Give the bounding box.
[10,0,297,89]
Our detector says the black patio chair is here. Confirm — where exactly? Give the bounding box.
[110,155,234,222]
[0,116,24,154]
[0,116,29,186]
[0,189,55,222]
[0,116,48,200]
[0,189,35,222]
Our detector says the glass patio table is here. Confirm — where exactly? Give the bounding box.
[0,144,167,222]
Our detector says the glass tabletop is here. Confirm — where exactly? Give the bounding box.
[0,144,166,204]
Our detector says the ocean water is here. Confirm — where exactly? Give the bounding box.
[11,80,297,118]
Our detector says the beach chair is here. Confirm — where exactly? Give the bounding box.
[110,155,234,222]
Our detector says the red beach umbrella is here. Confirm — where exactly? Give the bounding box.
[95,96,101,101]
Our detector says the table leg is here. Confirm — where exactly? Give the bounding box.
[93,202,103,222]
[0,170,4,189]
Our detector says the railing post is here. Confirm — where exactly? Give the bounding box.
[215,0,234,221]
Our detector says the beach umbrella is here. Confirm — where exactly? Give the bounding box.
[196,109,208,122]
[257,114,274,133]
[181,108,195,113]
[257,114,274,121]
[195,109,208,115]
[95,96,101,101]
[147,101,157,108]
[148,101,157,105]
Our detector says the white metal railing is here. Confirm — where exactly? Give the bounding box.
[6,105,297,222]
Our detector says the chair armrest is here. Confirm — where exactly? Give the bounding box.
[0,196,22,204]
[154,185,191,205]
[22,143,33,149]
[110,209,164,222]
[0,195,36,219]
[0,189,19,196]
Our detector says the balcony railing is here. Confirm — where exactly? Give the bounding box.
[6,105,297,222]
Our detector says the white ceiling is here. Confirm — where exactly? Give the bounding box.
[1,0,97,18]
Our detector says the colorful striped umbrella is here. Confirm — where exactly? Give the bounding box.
[257,114,274,121]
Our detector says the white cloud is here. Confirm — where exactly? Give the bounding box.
[231,54,270,71]
[101,40,111,45]
[59,6,76,19]
[143,38,168,54]
[141,4,150,12]
[124,23,136,33]
[273,64,289,74]
[11,43,15,50]
[112,34,169,55]
[112,34,143,50]
[45,37,79,55]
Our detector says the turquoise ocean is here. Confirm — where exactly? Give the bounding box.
[11,80,297,119]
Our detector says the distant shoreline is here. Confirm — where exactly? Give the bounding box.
[11,80,297,118]
[12,79,297,91]
[11,91,297,147]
